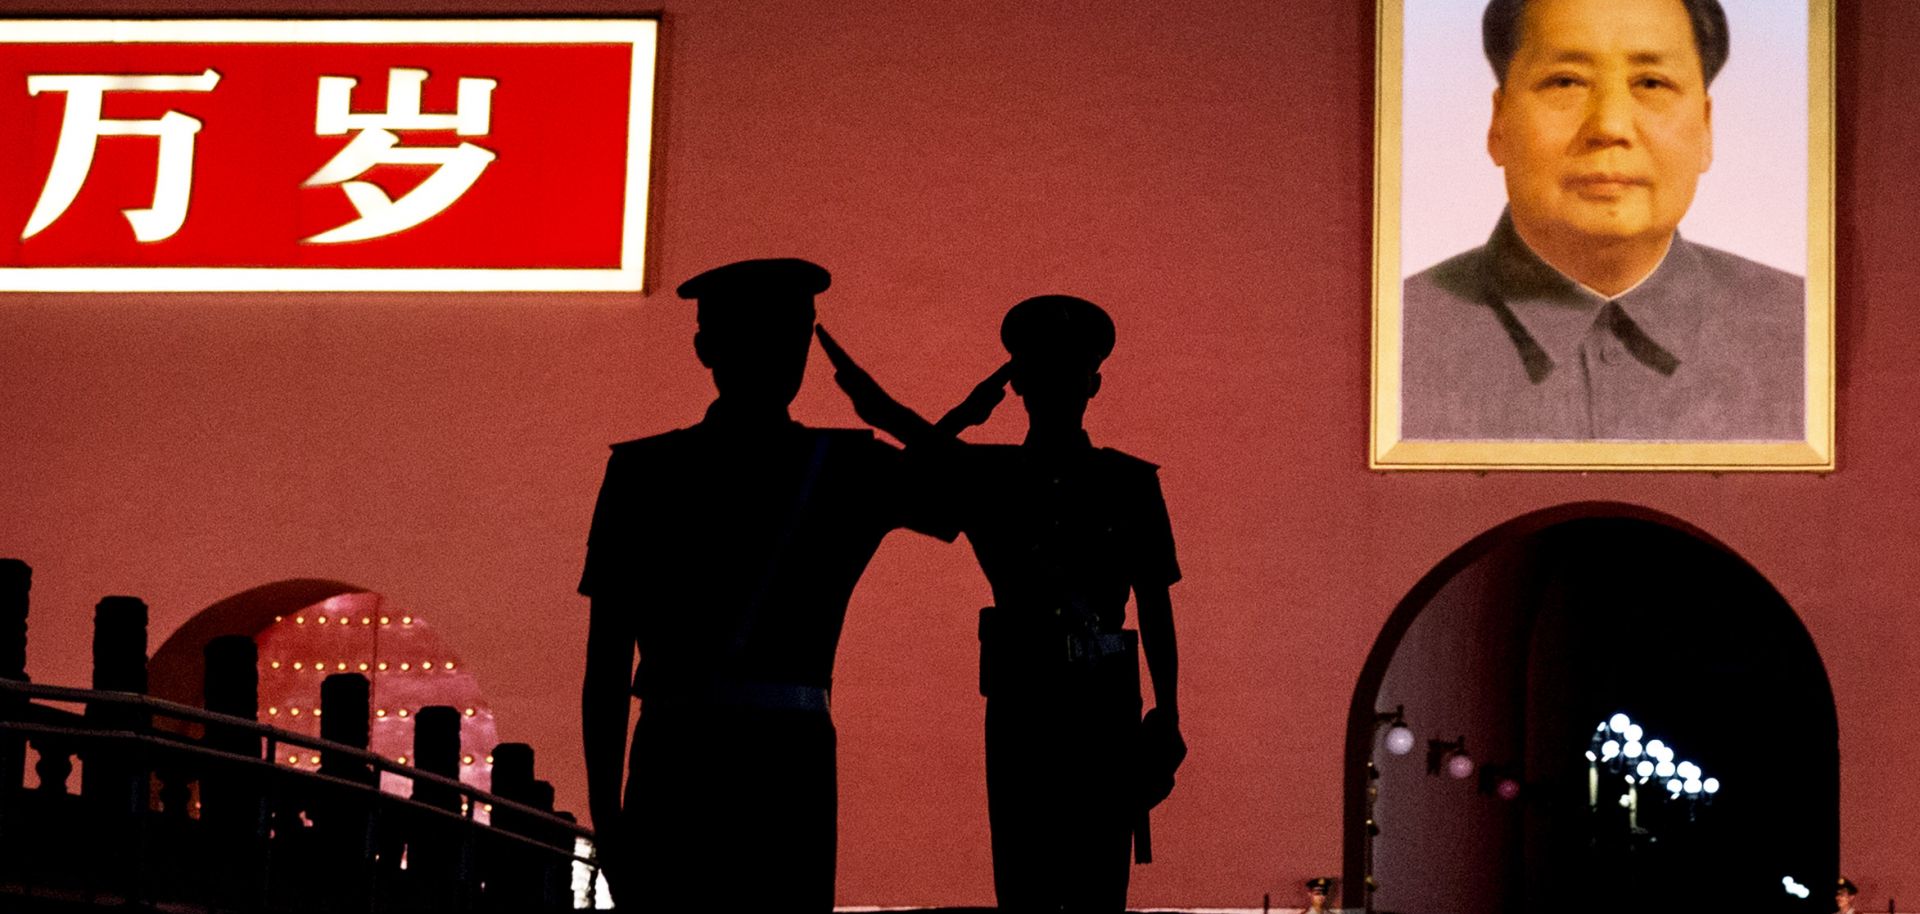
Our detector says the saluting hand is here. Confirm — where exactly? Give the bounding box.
[815,324,916,437]
[936,361,1014,434]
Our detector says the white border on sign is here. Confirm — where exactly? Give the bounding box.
[1,19,658,293]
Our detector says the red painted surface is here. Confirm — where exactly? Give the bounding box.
[1,1,1917,909]
[0,39,632,268]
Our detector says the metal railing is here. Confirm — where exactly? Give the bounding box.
[0,676,602,913]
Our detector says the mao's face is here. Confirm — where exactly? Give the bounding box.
[1488,0,1714,250]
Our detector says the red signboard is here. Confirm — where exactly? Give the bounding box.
[0,20,657,291]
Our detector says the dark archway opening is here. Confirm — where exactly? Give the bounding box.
[1343,503,1837,914]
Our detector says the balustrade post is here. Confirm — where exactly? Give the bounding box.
[315,673,374,911]
[481,742,537,913]
[406,705,462,906]
[83,596,150,816]
[0,560,29,824]
[201,633,265,909]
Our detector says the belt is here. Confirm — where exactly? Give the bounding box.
[1070,631,1134,663]
[640,680,830,714]
[978,606,1136,665]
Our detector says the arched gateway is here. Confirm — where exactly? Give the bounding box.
[1344,503,1837,914]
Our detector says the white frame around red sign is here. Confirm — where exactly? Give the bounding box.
[1,19,658,292]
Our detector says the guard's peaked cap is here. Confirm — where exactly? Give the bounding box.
[676,258,831,301]
[1000,294,1115,367]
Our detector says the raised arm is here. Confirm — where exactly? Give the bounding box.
[815,324,1008,447]
[933,361,1015,437]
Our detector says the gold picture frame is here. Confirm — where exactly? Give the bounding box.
[1370,0,1834,471]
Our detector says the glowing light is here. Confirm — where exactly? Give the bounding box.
[400,663,411,671]
[358,663,369,671]
[313,708,322,716]
[292,662,303,671]
[1600,740,1620,759]
[361,617,371,625]
[1623,740,1643,758]
[1494,778,1521,801]
[274,615,283,622]
[376,709,387,717]
[268,707,279,716]
[1676,761,1700,780]
[318,616,327,625]
[1635,761,1654,778]
[1656,760,1675,778]
[378,662,389,671]
[397,709,409,718]
[1703,778,1720,794]
[464,708,476,717]
[1585,750,1597,762]
[1683,778,1702,794]
[402,616,413,625]
[1608,713,1631,733]
[336,662,347,671]
[1446,753,1474,779]
[1624,724,1643,743]
[463,755,475,765]
[484,755,494,765]
[288,755,299,764]
[380,616,391,625]
[443,662,454,671]
[270,661,281,669]
[290,708,301,716]
[309,755,320,764]
[1667,778,1683,793]
[296,617,305,624]
[397,756,408,765]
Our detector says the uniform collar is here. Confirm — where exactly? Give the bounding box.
[1021,427,1094,454]
[699,398,800,434]
[1487,210,1704,383]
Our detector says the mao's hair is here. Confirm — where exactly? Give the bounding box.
[1482,0,1730,88]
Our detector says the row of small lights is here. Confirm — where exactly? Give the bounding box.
[274,614,415,626]
[269,660,456,672]
[1588,713,1719,797]
[280,753,495,767]
[267,706,481,719]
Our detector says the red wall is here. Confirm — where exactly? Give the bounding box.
[2,1,1916,907]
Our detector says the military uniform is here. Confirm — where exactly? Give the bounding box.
[1304,875,1335,913]
[944,430,1180,913]
[578,259,952,911]
[817,291,1184,912]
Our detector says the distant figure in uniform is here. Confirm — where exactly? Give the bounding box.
[578,258,953,912]
[1835,876,1859,914]
[817,294,1186,913]
[1304,876,1335,914]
